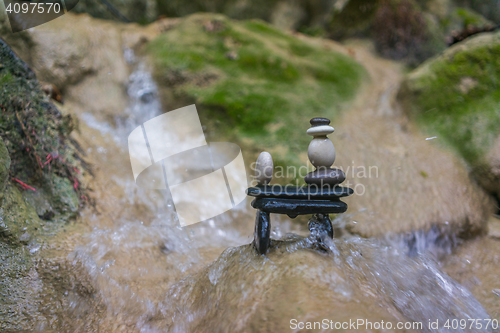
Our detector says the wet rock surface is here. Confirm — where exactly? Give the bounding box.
[442,224,500,321]
[473,135,500,208]
[147,236,490,332]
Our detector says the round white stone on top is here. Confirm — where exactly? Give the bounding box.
[306,125,334,136]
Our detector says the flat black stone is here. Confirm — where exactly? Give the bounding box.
[304,168,346,186]
[252,198,347,216]
[246,185,353,199]
[310,117,331,127]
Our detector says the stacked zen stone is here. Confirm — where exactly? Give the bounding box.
[247,117,353,255]
[304,118,346,188]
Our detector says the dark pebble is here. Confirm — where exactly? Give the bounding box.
[310,117,331,127]
[304,168,346,186]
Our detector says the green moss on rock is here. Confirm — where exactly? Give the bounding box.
[0,39,87,218]
[0,137,10,202]
[146,14,366,176]
[399,30,500,165]
[0,183,42,246]
[22,175,79,221]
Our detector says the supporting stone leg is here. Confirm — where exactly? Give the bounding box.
[254,210,271,255]
[308,213,334,239]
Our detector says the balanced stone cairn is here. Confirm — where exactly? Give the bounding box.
[304,118,346,188]
[247,117,352,254]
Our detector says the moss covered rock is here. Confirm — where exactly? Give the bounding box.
[0,33,94,331]
[0,137,10,202]
[0,184,42,246]
[398,30,500,202]
[146,13,366,171]
[0,37,89,217]
[0,35,90,240]
[455,0,500,24]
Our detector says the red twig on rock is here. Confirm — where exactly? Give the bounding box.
[13,178,36,191]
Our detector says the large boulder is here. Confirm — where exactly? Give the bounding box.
[148,236,490,332]
[472,136,500,203]
[398,30,500,211]
[0,38,87,221]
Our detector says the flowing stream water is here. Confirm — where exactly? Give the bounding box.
[32,54,495,333]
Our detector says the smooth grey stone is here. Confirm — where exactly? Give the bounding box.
[307,125,334,136]
[310,117,331,127]
[255,151,273,185]
[308,138,336,168]
[304,168,346,186]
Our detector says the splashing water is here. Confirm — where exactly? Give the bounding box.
[142,235,491,333]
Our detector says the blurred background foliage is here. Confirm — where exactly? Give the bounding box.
[74,0,499,65]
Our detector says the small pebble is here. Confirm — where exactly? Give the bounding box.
[19,232,30,243]
[307,125,334,136]
[310,117,331,127]
[304,168,346,186]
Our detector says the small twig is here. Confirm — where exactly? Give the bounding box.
[13,178,36,191]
